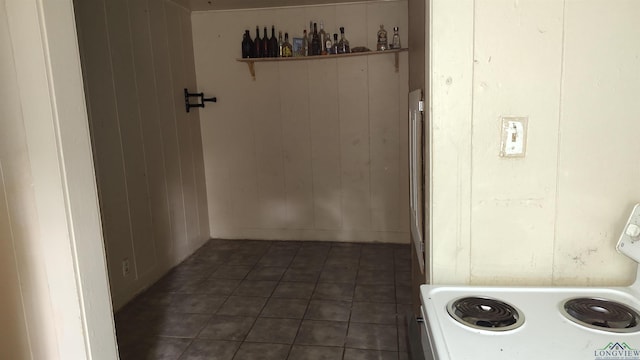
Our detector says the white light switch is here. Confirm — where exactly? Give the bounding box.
[499,116,528,158]
[617,204,640,263]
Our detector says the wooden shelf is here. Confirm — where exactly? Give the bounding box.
[237,48,408,80]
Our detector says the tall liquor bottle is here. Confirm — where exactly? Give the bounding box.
[278,31,284,57]
[308,21,314,45]
[253,26,261,57]
[318,22,328,55]
[376,24,388,51]
[262,27,269,58]
[337,27,350,54]
[390,26,401,49]
[241,29,253,58]
[282,32,293,57]
[269,26,278,57]
[311,23,321,56]
[302,29,309,56]
[332,33,338,55]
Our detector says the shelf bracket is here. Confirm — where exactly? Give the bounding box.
[395,52,399,73]
[246,61,256,81]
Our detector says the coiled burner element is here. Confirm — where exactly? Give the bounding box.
[447,296,525,331]
[560,297,640,333]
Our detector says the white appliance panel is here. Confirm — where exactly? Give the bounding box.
[420,285,640,360]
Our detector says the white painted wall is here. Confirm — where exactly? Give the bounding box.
[192,0,410,243]
[1,0,117,358]
[74,0,210,310]
[430,0,640,286]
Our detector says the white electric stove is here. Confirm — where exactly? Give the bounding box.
[419,205,640,360]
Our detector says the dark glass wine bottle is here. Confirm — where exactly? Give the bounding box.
[332,33,338,55]
[269,26,278,57]
[242,29,253,58]
[262,27,269,58]
[311,23,321,56]
[253,26,261,58]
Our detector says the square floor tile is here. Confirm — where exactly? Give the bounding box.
[210,265,252,280]
[217,296,267,317]
[313,283,354,302]
[346,323,397,351]
[294,320,347,347]
[282,267,321,282]
[350,302,397,324]
[198,315,255,341]
[245,318,300,344]
[179,339,240,360]
[353,284,395,303]
[304,300,351,322]
[287,345,343,360]
[356,270,395,285]
[246,266,287,281]
[118,336,191,360]
[169,293,226,314]
[272,282,316,300]
[232,280,278,297]
[232,342,290,360]
[260,298,308,319]
[343,348,398,360]
[154,312,211,338]
[199,279,241,296]
[319,267,357,284]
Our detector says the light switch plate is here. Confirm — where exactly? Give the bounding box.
[499,116,528,158]
[617,204,640,263]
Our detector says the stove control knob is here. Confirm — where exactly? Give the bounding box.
[625,223,640,240]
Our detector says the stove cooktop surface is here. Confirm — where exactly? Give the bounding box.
[420,285,640,360]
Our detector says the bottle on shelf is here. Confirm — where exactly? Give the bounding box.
[311,23,321,56]
[308,21,314,46]
[332,33,339,55]
[278,31,284,57]
[325,32,333,54]
[337,27,350,54]
[253,26,261,58]
[282,32,293,57]
[262,27,269,58]
[269,26,278,57]
[242,29,253,58]
[319,22,327,55]
[376,24,388,51]
[390,26,401,49]
[302,29,309,56]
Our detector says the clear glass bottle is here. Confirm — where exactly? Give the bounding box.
[308,21,314,45]
[319,22,328,55]
[376,24,388,51]
[311,23,321,56]
[325,32,333,54]
[391,26,401,49]
[337,27,350,54]
[278,31,284,57]
[302,29,309,56]
[282,32,293,57]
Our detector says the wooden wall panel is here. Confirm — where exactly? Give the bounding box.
[192,1,409,243]
[75,0,209,309]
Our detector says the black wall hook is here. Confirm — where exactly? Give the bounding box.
[184,88,217,113]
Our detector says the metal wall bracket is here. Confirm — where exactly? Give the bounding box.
[184,88,217,113]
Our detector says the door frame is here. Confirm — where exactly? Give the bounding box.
[5,1,118,358]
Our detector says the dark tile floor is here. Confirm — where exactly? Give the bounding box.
[115,239,412,360]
